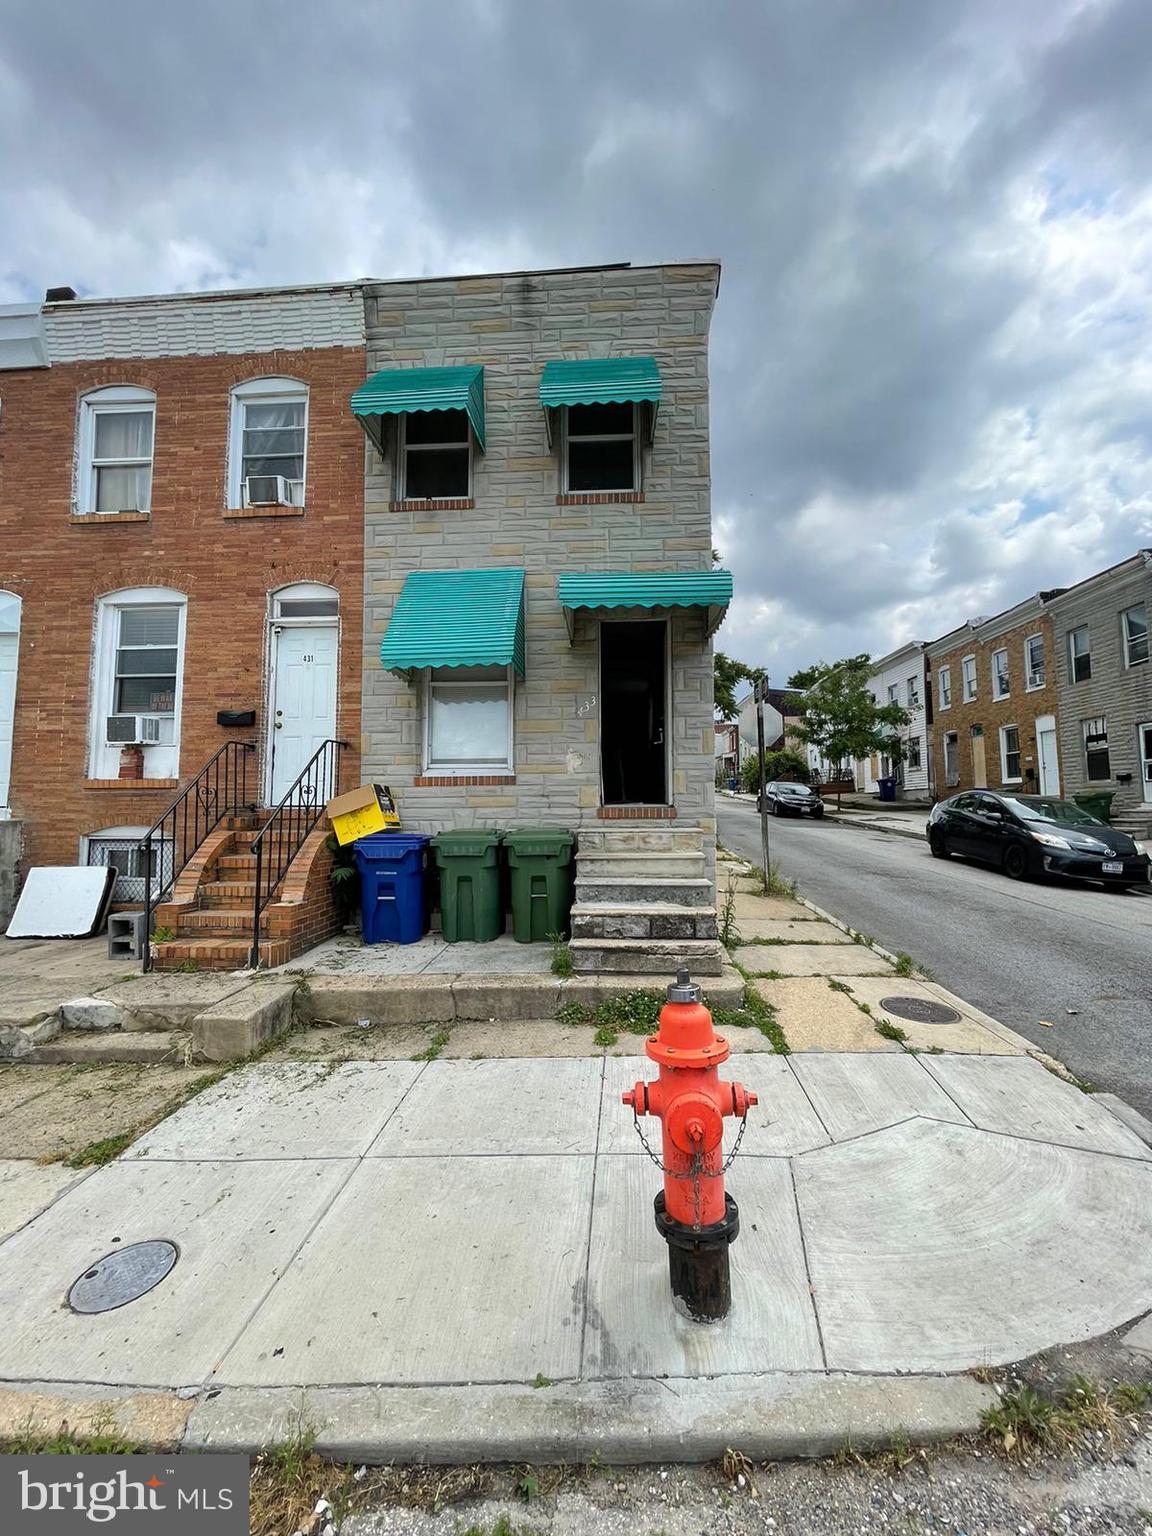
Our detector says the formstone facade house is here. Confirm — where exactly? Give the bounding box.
[352,261,730,973]
[0,281,367,965]
[1045,552,1152,838]
[856,643,931,800]
[926,595,1062,800]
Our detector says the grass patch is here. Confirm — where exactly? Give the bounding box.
[412,1027,451,1062]
[62,1065,234,1169]
[2,1413,143,1455]
[827,978,853,994]
[556,999,589,1028]
[148,926,174,944]
[549,945,574,979]
[874,1019,908,1044]
[713,987,789,1054]
[981,1377,1152,1458]
[593,1024,618,1047]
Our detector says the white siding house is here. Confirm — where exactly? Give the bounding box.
[855,643,931,800]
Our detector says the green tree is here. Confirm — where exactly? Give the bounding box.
[740,746,810,794]
[714,652,763,721]
[787,656,909,807]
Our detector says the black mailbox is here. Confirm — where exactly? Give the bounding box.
[217,709,256,728]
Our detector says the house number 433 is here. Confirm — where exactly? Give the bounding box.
[576,695,596,717]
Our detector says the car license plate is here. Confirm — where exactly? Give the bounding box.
[1102,861,1123,874]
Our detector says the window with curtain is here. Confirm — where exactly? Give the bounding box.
[229,380,308,506]
[425,665,512,770]
[78,388,156,514]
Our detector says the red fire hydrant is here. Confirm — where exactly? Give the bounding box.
[622,969,757,1322]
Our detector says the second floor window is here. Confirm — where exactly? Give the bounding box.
[887,682,899,704]
[1068,625,1091,682]
[401,410,471,499]
[78,386,155,514]
[1083,717,1110,780]
[229,379,308,508]
[1122,604,1148,668]
[1025,634,1045,689]
[962,655,977,701]
[907,675,919,706]
[563,403,638,493]
[992,648,1010,699]
[938,664,951,708]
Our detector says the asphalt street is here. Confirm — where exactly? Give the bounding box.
[717,797,1152,1118]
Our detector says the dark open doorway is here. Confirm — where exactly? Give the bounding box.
[600,620,667,805]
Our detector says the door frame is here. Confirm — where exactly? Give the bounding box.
[0,591,21,817]
[596,616,671,807]
[1035,713,1060,797]
[264,586,340,806]
[1137,720,1152,804]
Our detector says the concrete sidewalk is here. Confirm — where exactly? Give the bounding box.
[1,1049,1150,1461]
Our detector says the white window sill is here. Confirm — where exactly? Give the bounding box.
[1025,684,1045,693]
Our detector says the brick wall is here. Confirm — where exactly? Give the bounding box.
[0,341,366,876]
[928,612,1059,794]
[360,264,720,866]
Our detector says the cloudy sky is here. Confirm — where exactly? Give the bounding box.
[3,0,1151,682]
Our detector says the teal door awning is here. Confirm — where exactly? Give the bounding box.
[557,569,732,641]
[352,365,486,453]
[539,357,661,443]
[381,568,525,678]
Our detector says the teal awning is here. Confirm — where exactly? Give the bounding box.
[381,568,525,677]
[539,357,661,443]
[352,365,485,453]
[557,569,732,641]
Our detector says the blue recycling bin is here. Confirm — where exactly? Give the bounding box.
[877,776,897,803]
[354,833,431,945]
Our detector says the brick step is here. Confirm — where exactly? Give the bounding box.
[569,936,725,976]
[574,877,714,908]
[199,880,258,906]
[151,936,289,971]
[570,903,718,941]
[575,851,705,879]
[180,909,253,932]
[216,853,259,876]
[576,826,703,853]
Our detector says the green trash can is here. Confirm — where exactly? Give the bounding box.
[432,829,504,943]
[1073,790,1116,825]
[504,828,575,944]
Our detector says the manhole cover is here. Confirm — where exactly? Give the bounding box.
[878,996,962,1025]
[67,1240,178,1315]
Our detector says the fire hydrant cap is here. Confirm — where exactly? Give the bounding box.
[667,968,702,1005]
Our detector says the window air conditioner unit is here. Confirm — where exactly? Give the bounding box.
[1028,671,1044,689]
[244,474,293,507]
[106,714,171,745]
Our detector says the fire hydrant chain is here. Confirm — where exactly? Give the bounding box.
[629,1107,751,1178]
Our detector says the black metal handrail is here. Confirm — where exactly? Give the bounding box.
[250,738,347,968]
[141,740,256,972]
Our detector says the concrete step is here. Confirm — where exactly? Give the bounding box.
[571,903,718,941]
[31,1029,191,1065]
[576,826,703,852]
[199,880,257,906]
[575,877,714,908]
[575,851,705,879]
[570,937,725,976]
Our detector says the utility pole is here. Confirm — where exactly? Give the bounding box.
[754,676,771,886]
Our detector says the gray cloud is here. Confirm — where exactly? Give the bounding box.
[2,0,1152,678]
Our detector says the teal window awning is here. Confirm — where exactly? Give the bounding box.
[381,568,525,678]
[352,365,486,454]
[557,569,732,640]
[539,357,661,443]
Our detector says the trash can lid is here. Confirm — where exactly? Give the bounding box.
[354,832,430,850]
[503,826,574,855]
[431,828,502,854]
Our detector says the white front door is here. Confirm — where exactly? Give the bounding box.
[1138,722,1152,802]
[268,623,338,804]
[1037,717,1060,797]
[0,631,17,812]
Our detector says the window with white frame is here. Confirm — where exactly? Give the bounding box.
[229,378,308,507]
[1122,603,1148,667]
[563,402,638,493]
[83,826,173,903]
[1067,625,1091,682]
[77,386,155,514]
[999,724,1022,782]
[991,647,1010,699]
[938,664,951,708]
[400,410,471,499]
[424,665,512,772]
[962,654,977,701]
[906,736,922,770]
[887,682,899,704]
[88,588,186,779]
[906,675,920,707]
[944,731,959,786]
[1083,717,1110,780]
[1025,633,1045,689]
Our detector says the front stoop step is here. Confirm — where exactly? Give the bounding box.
[569,937,725,975]
[576,851,705,879]
[150,937,290,970]
[574,877,714,908]
[575,825,703,852]
[30,1030,191,1065]
[571,903,718,941]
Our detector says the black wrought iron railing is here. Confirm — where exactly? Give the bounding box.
[140,741,257,971]
[250,738,347,968]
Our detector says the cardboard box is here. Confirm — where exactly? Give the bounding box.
[326,783,400,846]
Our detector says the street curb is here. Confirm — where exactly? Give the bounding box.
[181,1374,997,1464]
[1096,1093,1152,1147]
[820,812,927,843]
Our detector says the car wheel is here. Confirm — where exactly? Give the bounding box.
[928,830,950,859]
[1002,844,1029,881]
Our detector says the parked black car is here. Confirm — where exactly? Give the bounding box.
[927,792,1149,888]
[758,781,825,818]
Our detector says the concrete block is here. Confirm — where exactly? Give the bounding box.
[1093,1093,1152,1149]
[58,996,126,1032]
[301,975,455,1026]
[0,1018,60,1059]
[192,981,297,1062]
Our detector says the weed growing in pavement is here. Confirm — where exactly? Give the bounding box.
[176,959,200,973]
[532,1373,554,1389]
[593,1024,618,1047]
[463,1517,542,1536]
[2,1411,141,1455]
[827,978,853,994]
[549,945,574,978]
[874,1019,908,1043]
[62,1066,234,1168]
[718,878,740,950]
[713,988,789,1054]
[412,1027,451,1062]
[980,1377,1152,1458]
[832,1432,919,1474]
[148,926,174,944]
[249,1420,358,1536]
[851,929,876,947]
[893,952,915,976]
[556,999,590,1027]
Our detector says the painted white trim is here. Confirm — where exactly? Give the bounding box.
[1067,624,1091,683]
[1035,714,1060,797]
[265,585,340,803]
[991,647,1010,700]
[1024,632,1046,691]
[75,385,156,515]
[227,377,308,509]
[560,401,641,494]
[87,588,186,779]
[0,589,20,815]
[1121,603,1149,669]
[1137,721,1152,795]
[422,665,514,774]
[998,723,1022,784]
[937,663,952,710]
[961,653,977,702]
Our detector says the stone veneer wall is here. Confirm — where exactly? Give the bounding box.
[360,264,720,868]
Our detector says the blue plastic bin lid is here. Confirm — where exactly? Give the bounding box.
[354,832,430,856]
